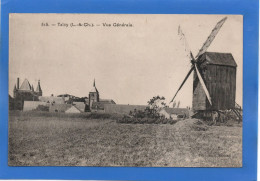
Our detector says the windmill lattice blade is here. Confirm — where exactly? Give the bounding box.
[178,25,195,60]
[194,63,212,105]
[195,17,227,59]
[170,66,194,103]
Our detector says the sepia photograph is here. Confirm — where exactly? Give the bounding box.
[8,14,243,167]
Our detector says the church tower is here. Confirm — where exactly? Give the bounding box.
[35,80,42,96]
[89,79,99,110]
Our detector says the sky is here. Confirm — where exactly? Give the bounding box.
[9,14,243,107]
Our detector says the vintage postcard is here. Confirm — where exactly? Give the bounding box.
[8,14,243,167]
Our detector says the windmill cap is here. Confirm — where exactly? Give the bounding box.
[200,52,237,67]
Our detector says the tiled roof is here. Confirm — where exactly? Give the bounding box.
[99,99,116,104]
[92,99,116,110]
[19,79,31,91]
[65,105,82,113]
[73,102,85,112]
[36,81,42,92]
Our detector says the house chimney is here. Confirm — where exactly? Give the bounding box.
[17,78,19,89]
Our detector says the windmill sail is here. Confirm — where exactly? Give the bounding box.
[194,63,212,105]
[178,26,193,60]
[195,17,227,59]
[170,66,194,103]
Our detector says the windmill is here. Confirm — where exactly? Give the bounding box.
[170,17,240,120]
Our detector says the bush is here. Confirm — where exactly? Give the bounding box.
[34,105,49,112]
[168,119,177,125]
[116,95,179,125]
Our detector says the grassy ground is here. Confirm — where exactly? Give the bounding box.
[8,111,242,167]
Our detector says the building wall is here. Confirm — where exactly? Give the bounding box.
[23,101,48,111]
[49,104,72,113]
[104,104,147,114]
[72,102,86,112]
[193,64,236,111]
[13,91,39,110]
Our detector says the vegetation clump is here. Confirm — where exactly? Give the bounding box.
[117,95,177,124]
[35,105,49,112]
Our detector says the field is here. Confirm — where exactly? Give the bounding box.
[9,111,242,167]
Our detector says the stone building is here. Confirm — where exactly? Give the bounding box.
[88,79,116,111]
[12,78,42,110]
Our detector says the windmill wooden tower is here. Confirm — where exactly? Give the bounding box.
[170,17,241,120]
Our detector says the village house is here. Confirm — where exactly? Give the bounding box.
[12,77,117,113]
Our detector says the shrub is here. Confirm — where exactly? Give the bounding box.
[116,95,179,125]
[168,119,177,125]
[34,105,49,112]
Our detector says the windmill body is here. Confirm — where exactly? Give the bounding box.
[192,52,237,111]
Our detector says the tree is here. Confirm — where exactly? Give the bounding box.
[146,95,168,118]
